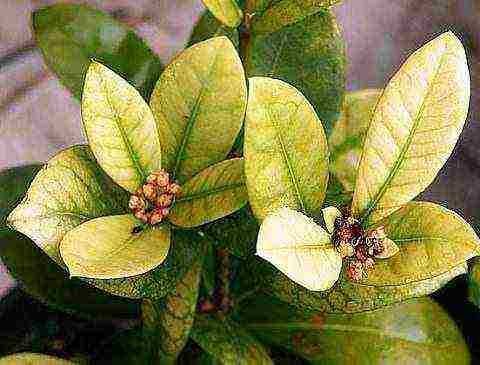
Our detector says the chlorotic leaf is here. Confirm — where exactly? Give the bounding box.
[142,254,204,363]
[82,61,162,193]
[239,255,467,313]
[33,4,162,100]
[352,32,470,226]
[150,36,247,183]
[83,229,204,300]
[170,158,247,228]
[374,237,399,259]
[257,207,341,291]
[201,0,243,28]
[248,10,346,133]
[60,214,170,279]
[322,206,342,233]
[0,353,75,365]
[7,145,128,264]
[239,295,470,365]
[191,315,273,365]
[245,77,329,220]
[329,89,382,191]
[0,229,138,320]
[359,201,480,286]
[252,0,342,35]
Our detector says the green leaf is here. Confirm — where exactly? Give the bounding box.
[0,229,138,320]
[169,158,247,228]
[257,207,341,291]
[0,353,74,365]
[83,229,204,300]
[60,214,170,279]
[203,205,259,258]
[188,10,239,47]
[360,201,480,286]
[245,77,329,221]
[248,10,346,133]
[239,295,470,365]
[0,165,41,228]
[239,255,467,313]
[150,36,247,183]
[468,257,480,308]
[329,89,382,191]
[202,0,243,28]
[191,315,273,365]
[352,32,470,227]
[33,4,163,100]
[7,145,128,264]
[251,0,342,35]
[94,328,157,365]
[142,253,204,363]
[82,61,162,193]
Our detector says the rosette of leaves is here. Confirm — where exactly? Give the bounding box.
[244,32,480,307]
[7,36,248,299]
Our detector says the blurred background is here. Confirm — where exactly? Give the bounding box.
[1,0,480,333]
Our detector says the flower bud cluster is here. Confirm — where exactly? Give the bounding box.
[128,170,181,225]
[331,216,387,281]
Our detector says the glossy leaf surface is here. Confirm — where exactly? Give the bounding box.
[245,77,329,220]
[352,32,470,226]
[82,62,162,192]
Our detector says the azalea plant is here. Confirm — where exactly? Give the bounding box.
[0,0,479,364]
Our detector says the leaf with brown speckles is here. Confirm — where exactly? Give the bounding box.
[239,295,470,364]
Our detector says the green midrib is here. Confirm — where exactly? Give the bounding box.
[175,182,245,204]
[100,74,146,184]
[359,49,448,226]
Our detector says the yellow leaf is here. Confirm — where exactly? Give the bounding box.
[257,207,341,291]
[322,206,342,234]
[82,61,162,193]
[352,32,470,226]
[60,214,170,279]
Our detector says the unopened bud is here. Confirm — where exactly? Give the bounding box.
[156,193,173,207]
[363,258,375,271]
[347,260,364,281]
[337,241,354,258]
[143,183,157,201]
[129,195,146,211]
[149,209,164,225]
[167,182,181,196]
[134,210,149,224]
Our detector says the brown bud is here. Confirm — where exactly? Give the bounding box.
[143,183,157,201]
[167,182,181,196]
[160,207,170,217]
[355,245,368,262]
[147,170,169,187]
[347,260,364,281]
[129,195,146,211]
[156,193,173,207]
[363,258,375,271]
[337,241,354,258]
[134,210,150,224]
[149,209,164,225]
